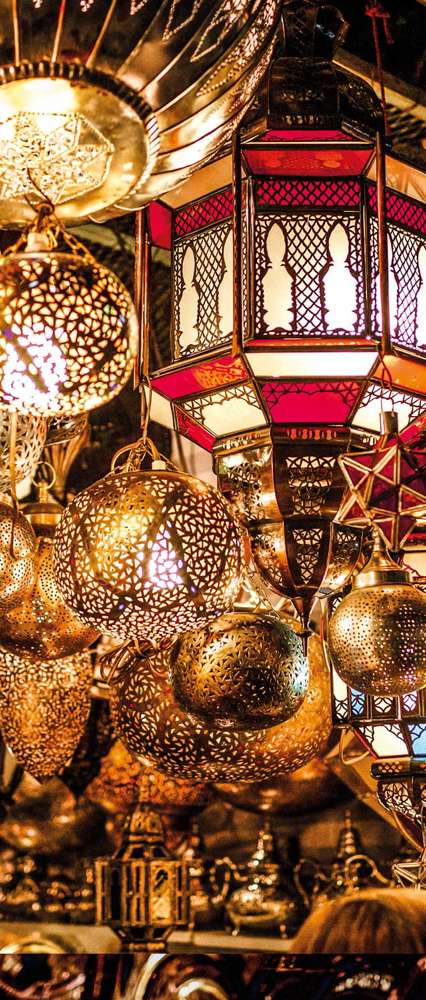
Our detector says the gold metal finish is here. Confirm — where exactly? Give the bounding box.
[170,610,307,730]
[0,412,46,494]
[0,649,93,781]
[214,758,347,816]
[0,500,36,611]
[46,415,89,446]
[328,534,426,696]
[111,619,332,782]
[54,463,243,648]
[0,241,138,418]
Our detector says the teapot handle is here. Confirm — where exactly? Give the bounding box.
[293,857,321,909]
[209,856,237,906]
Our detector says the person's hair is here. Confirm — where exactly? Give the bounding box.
[292,888,426,953]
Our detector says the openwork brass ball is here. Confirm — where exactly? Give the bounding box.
[53,469,242,646]
[0,649,93,781]
[0,250,138,417]
[170,611,307,730]
[46,414,89,445]
[111,623,332,782]
[329,536,426,696]
[0,501,36,611]
[0,412,46,492]
[0,534,98,660]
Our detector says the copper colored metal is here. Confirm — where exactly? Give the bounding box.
[170,610,307,731]
[0,499,36,612]
[111,618,332,783]
[328,534,426,696]
[214,758,347,817]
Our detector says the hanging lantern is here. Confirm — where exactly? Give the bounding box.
[110,619,332,782]
[53,440,243,650]
[0,486,99,660]
[95,795,190,951]
[328,532,426,697]
[0,648,93,781]
[0,412,46,494]
[214,759,347,817]
[170,610,307,730]
[46,414,89,446]
[0,217,138,418]
[143,2,425,631]
[0,498,36,611]
[0,1,280,224]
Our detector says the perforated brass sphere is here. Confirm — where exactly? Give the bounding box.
[0,500,36,611]
[0,649,93,781]
[0,412,46,492]
[0,533,98,660]
[170,611,307,730]
[0,250,138,417]
[53,468,242,647]
[111,621,332,782]
[328,534,426,696]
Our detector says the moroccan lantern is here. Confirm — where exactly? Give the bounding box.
[328,532,426,697]
[110,618,332,782]
[53,439,243,651]
[95,794,190,950]
[0,412,46,494]
[0,648,93,781]
[0,217,138,418]
[0,498,36,611]
[170,610,307,730]
[0,1,280,224]
[0,486,99,660]
[143,1,425,633]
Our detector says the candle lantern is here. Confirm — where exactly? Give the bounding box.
[143,1,426,631]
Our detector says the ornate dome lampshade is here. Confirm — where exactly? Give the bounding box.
[0,1,280,224]
[0,498,36,611]
[0,485,99,660]
[170,610,307,730]
[110,619,332,782]
[0,412,46,494]
[0,216,138,418]
[328,532,426,697]
[53,439,243,650]
[0,648,93,781]
[142,1,426,632]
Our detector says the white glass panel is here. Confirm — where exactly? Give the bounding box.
[249,350,376,378]
[180,384,267,436]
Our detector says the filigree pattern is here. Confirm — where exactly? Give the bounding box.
[53,469,242,646]
[292,527,324,584]
[0,649,93,781]
[0,411,46,493]
[170,611,307,730]
[0,251,138,417]
[111,625,332,782]
[0,502,36,611]
[370,218,426,352]
[173,221,232,357]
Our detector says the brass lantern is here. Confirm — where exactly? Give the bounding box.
[111,618,332,782]
[0,221,138,418]
[0,648,93,781]
[53,440,243,650]
[0,498,36,611]
[328,532,426,697]
[95,795,190,951]
[0,1,280,223]
[170,610,307,730]
[0,411,46,494]
[0,486,99,660]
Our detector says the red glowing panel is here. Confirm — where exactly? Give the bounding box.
[244,147,372,177]
[259,130,353,142]
[255,178,360,209]
[152,355,248,399]
[374,356,426,396]
[147,202,172,250]
[176,409,215,452]
[175,188,233,238]
[260,380,361,423]
[368,184,426,236]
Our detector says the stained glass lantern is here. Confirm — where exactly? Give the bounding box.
[95,795,190,951]
[144,2,426,632]
[0,0,280,224]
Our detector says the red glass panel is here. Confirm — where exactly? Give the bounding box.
[260,380,361,423]
[245,148,371,177]
[175,188,233,238]
[258,130,353,142]
[255,178,360,209]
[147,202,172,250]
[175,409,215,452]
[152,355,248,400]
[368,183,426,236]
